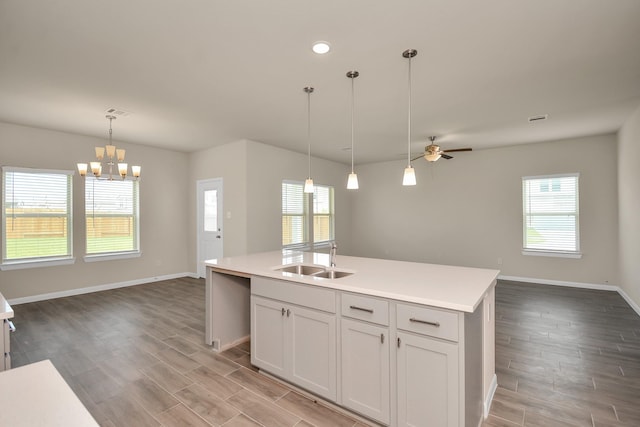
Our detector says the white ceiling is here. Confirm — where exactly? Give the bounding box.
[1,0,639,164]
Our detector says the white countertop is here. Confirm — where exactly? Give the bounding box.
[0,360,99,426]
[0,291,13,320]
[206,251,499,312]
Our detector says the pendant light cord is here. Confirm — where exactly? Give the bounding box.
[109,116,113,145]
[306,87,312,178]
[407,55,412,167]
[351,76,355,173]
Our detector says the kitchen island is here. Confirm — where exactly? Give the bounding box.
[205,250,499,427]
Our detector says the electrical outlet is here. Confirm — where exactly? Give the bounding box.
[497,257,503,265]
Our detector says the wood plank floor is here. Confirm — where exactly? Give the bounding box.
[483,280,640,427]
[8,277,640,426]
[9,278,366,427]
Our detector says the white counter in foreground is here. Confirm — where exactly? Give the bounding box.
[0,360,99,426]
[206,250,499,312]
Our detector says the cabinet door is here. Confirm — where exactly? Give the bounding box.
[289,305,337,400]
[397,332,459,427]
[251,296,287,377]
[341,318,390,424]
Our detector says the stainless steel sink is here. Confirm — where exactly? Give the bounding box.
[274,264,353,280]
[276,264,325,275]
[311,270,353,279]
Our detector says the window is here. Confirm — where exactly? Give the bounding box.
[522,173,580,257]
[1,167,74,268]
[282,181,307,247]
[282,180,334,249]
[313,184,335,244]
[85,177,139,258]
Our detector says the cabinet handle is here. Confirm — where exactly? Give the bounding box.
[397,337,401,348]
[409,317,440,327]
[281,308,286,316]
[349,305,374,314]
[286,309,291,317]
[380,333,385,344]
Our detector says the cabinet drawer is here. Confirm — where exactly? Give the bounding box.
[252,276,336,313]
[341,293,389,326]
[397,303,459,342]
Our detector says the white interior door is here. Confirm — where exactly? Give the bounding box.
[197,178,223,278]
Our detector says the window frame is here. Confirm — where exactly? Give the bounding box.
[1,166,75,270]
[83,175,141,262]
[282,180,335,250]
[522,173,582,258]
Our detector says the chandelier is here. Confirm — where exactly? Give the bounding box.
[77,115,141,180]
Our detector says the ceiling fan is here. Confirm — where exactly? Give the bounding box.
[412,136,472,162]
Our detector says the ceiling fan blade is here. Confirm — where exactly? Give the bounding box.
[441,154,453,160]
[442,148,472,153]
[411,154,424,162]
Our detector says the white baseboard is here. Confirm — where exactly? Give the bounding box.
[484,374,498,419]
[616,287,640,317]
[215,335,250,353]
[498,274,640,317]
[7,272,199,305]
[498,274,618,291]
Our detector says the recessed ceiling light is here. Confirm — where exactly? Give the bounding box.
[312,41,331,54]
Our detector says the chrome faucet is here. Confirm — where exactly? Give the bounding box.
[330,241,338,267]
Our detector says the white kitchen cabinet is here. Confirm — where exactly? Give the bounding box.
[251,277,337,401]
[1,293,13,372]
[341,317,390,424]
[246,273,489,427]
[1,318,13,372]
[251,296,287,377]
[396,331,459,427]
[289,304,337,399]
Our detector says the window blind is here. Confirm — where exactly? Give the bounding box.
[85,177,139,255]
[313,185,334,243]
[2,167,73,263]
[522,174,579,253]
[282,181,306,246]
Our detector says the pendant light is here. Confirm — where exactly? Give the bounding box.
[402,49,417,186]
[77,115,141,181]
[346,70,359,190]
[303,86,315,193]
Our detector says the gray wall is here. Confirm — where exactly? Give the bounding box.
[1,120,634,308]
[187,139,352,273]
[618,105,640,305]
[348,134,619,286]
[0,121,190,300]
[245,140,353,255]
